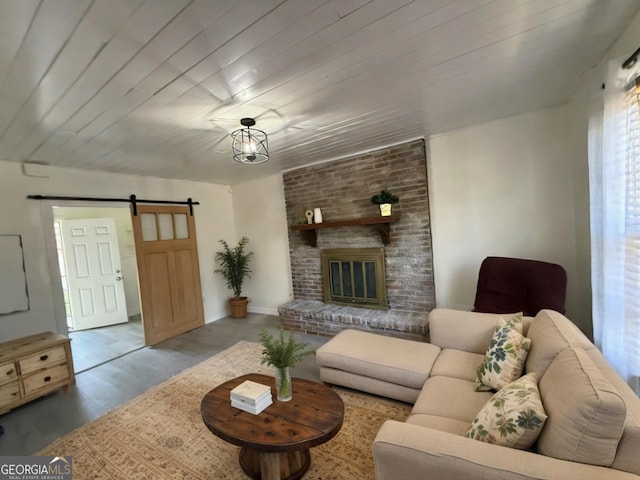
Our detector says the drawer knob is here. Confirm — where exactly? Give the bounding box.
[5,369,13,376]
[44,376,51,382]
[40,354,49,361]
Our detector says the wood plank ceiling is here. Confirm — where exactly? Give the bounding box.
[0,0,638,185]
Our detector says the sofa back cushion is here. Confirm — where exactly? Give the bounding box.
[537,348,626,466]
[428,309,532,354]
[525,309,593,379]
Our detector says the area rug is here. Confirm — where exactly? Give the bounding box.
[37,341,411,479]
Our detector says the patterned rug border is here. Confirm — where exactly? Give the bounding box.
[37,341,411,479]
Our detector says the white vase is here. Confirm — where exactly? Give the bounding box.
[379,204,392,216]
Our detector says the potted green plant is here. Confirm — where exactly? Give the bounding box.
[215,236,253,318]
[371,189,399,216]
[259,327,315,401]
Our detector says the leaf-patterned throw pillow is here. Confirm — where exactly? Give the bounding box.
[475,314,531,392]
[465,372,547,450]
[504,312,524,334]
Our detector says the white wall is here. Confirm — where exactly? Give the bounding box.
[427,106,586,331]
[0,161,235,342]
[231,173,292,315]
[232,108,586,333]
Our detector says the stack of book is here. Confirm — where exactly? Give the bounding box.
[230,380,273,414]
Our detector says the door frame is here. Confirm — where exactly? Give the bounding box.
[41,200,135,336]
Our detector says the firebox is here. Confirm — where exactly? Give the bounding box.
[320,248,387,310]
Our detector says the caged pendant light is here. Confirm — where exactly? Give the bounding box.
[231,118,269,164]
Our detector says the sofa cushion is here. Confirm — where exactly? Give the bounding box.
[407,413,471,436]
[525,309,593,379]
[537,348,626,466]
[431,349,485,382]
[465,372,546,450]
[429,309,531,354]
[316,329,441,389]
[319,367,423,404]
[412,376,493,423]
[475,317,531,391]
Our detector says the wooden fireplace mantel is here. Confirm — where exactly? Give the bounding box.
[290,216,399,247]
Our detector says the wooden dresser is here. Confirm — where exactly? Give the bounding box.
[0,332,75,414]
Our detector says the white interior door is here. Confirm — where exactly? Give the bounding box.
[60,217,128,330]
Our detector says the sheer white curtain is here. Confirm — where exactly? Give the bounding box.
[589,57,640,396]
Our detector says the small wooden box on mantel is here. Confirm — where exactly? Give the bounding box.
[0,331,75,415]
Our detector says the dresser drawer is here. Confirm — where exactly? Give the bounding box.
[0,332,75,413]
[0,381,20,408]
[19,346,67,374]
[0,361,17,386]
[23,364,70,396]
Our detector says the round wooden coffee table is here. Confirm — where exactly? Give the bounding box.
[201,373,344,480]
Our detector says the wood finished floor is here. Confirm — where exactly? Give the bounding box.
[69,315,145,373]
[0,314,329,456]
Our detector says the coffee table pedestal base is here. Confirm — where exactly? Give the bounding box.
[239,447,311,480]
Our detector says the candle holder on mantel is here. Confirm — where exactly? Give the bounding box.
[313,208,323,223]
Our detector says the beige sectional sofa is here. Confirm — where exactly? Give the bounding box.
[316,308,640,479]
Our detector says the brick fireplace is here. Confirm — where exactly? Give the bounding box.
[278,140,436,340]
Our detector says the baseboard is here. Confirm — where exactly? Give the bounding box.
[205,311,229,323]
[205,306,279,322]
[248,305,279,316]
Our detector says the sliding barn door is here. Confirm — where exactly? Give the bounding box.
[131,205,204,345]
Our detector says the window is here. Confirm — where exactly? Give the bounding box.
[590,59,640,395]
[624,77,640,395]
[140,212,189,242]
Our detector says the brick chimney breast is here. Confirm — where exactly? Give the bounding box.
[281,140,435,338]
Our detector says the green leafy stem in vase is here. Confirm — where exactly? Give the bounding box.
[259,327,316,368]
[260,327,315,401]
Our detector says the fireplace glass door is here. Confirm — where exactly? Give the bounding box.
[321,248,387,310]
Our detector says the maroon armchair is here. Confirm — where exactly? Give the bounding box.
[472,256,567,317]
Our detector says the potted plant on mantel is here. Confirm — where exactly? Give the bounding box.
[259,327,315,402]
[215,236,253,319]
[371,189,399,216]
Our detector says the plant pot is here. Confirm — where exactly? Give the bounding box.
[229,297,249,318]
[379,203,392,216]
